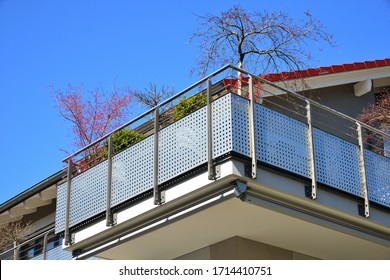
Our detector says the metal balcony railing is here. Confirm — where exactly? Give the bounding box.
[0,228,72,260]
[55,65,390,245]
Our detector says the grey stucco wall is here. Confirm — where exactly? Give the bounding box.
[302,83,375,119]
[262,82,376,143]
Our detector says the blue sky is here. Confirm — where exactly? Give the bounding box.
[0,0,389,204]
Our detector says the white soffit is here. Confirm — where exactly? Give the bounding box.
[373,77,390,88]
[0,185,57,225]
[96,197,390,260]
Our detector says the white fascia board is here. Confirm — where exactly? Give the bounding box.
[303,66,390,89]
[261,66,390,95]
[67,160,241,249]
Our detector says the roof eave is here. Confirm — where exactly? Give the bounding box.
[0,170,65,214]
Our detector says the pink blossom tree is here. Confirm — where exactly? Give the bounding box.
[357,89,390,130]
[357,89,390,156]
[52,84,133,153]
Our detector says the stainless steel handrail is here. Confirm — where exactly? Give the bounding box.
[228,64,390,139]
[63,64,233,162]
[63,64,389,163]
[0,227,55,260]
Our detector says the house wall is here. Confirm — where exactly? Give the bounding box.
[302,83,375,119]
[21,202,56,234]
[305,83,376,144]
[263,83,376,144]
[176,236,318,260]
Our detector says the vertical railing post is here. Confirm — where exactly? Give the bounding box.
[153,106,164,205]
[64,159,73,245]
[207,79,219,180]
[248,75,257,179]
[106,134,115,226]
[306,101,317,199]
[42,232,49,260]
[356,122,370,218]
[13,241,19,260]
[384,128,390,157]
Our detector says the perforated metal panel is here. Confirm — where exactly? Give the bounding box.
[212,94,233,158]
[255,104,310,177]
[313,128,362,197]
[231,94,250,157]
[111,136,154,207]
[68,161,108,228]
[55,182,67,234]
[31,254,44,260]
[47,246,73,260]
[365,150,390,207]
[158,107,208,183]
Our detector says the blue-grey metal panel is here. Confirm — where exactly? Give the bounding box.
[47,246,73,260]
[314,128,362,197]
[68,161,108,228]
[212,94,234,158]
[111,136,154,207]
[158,93,235,184]
[231,94,250,157]
[255,104,310,178]
[31,254,44,260]
[158,106,208,184]
[365,150,390,207]
[55,182,67,234]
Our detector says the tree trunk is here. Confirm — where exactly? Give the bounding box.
[237,61,244,96]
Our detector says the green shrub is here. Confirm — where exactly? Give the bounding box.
[103,129,145,158]
[172,93,207,121]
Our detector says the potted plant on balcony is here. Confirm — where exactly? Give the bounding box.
[103,128,145,158]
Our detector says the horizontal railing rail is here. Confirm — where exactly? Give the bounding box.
[0,227,72,260]
[62,64,234,163]
[232,65,390,140]
[63,65,390,164]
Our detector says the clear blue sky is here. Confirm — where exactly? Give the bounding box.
[0,0,389,204]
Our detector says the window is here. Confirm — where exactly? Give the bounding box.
[19,233,63,260]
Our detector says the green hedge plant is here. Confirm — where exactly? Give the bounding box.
[103,129,145,158]
[172,93,207,121]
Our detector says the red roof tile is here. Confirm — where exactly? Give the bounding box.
[260,58,390,82]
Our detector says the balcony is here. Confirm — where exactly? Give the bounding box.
[55,65,390,259]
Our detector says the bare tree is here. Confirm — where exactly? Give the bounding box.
[131,82,175,110]
[191,5,335,77]
[0,219,32,252]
